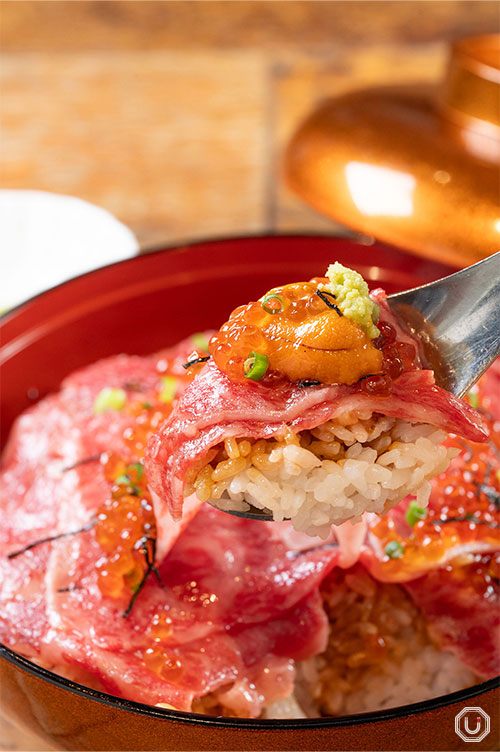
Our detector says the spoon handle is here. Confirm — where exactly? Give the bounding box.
[388,252,500,398]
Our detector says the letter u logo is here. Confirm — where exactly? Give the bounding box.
[455,706,490,742]
[464,715,482,735]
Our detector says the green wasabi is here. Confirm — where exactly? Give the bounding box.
[320,262,380,339]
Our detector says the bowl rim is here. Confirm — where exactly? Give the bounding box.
[1,233,497,728]
[1,644,498,729]
[0,231,360,324]
[1,229,458,327]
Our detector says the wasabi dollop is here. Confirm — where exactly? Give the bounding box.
[320,262,380,339]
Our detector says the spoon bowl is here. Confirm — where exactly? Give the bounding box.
[211,251,500,521]
[388,251,500,398]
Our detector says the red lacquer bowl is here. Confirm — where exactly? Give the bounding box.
[1,236,498,751]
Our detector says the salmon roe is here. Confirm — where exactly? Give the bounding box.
[143,647,184,681]
[209,281,388,387]
[91,346,207,676]
[95,455,156,600]
[360,322,418,396]
[210,281,416,394]
[369,396,500,582]
[93,349,201,604]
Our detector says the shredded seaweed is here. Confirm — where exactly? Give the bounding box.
[286,542,338,559]
[475,483,500,509]
[430,515,499,529]
[7,520,97,559]
[297,379,322,388]
[455,437,473,463]
[123,537,166,618]
[468,462,500,508]
[315,289,343,316]
[183,355,211,369]
[62,454,101,472]
[122,380,147,392]
[56,585,82,593]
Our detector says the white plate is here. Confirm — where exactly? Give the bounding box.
[1,190,138,310]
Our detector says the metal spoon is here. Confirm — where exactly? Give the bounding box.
[209,252,500,521]
[387,251,500,399]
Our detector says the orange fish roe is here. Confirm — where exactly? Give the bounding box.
[95,455,157,601]
[123,400,174,457]
[439,551,500,598]
[149,610,174,641]
[142,647,184,682]
[209,280,417,393]
[209,280,385,386]
[360,322,418,396]
[94,350,202,605]
[369,402,500,582]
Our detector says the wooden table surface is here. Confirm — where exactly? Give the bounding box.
[0,2,497,749]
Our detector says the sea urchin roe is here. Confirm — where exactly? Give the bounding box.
[209,269,383,386]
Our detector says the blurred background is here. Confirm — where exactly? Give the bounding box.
[0,1,498,748]
[1,0,498,249]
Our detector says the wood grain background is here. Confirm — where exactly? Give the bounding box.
[1,1,497,248]
[0,2,497,749]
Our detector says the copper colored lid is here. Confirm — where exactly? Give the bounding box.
[285,35,500,267]
[439,34,500,161]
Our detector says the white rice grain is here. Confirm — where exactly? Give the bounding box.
[208,416,459,537]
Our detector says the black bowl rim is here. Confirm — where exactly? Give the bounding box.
[1,233,497,730]
[1,643,498,730]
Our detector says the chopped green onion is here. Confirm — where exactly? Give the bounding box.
[115,462,143,487]
[128,462,144,480]
[115,474,131,485]
[468,391,479,408]
[405,500,428,526]
[158,376,177,403]
[114,474,140,495]
[384,540,404,559]
[142,401,153,409]
[261,294,284,315]
[93,387,127,414]
[244,351,269,381]
[192,333,210,351]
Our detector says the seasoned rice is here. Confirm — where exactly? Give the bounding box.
[188,414,460,537]
[188,564,477,719]
[298,565,477,717]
